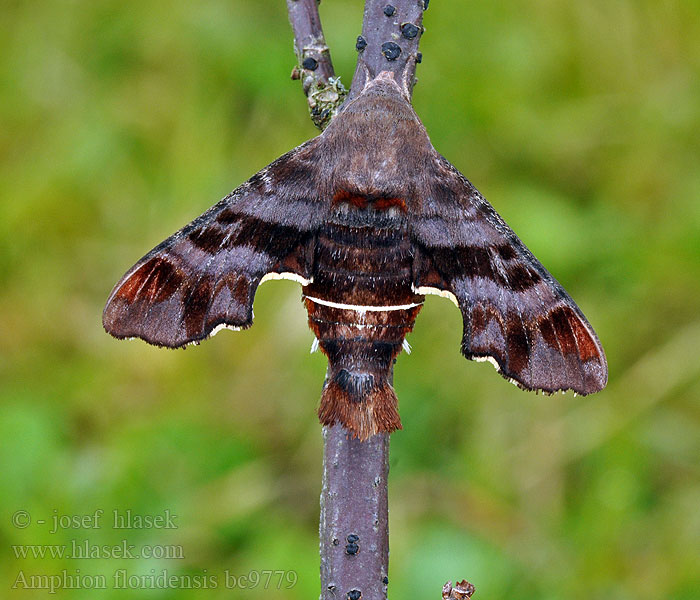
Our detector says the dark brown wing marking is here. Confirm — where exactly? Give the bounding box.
[103,142,324,348]
[411,154,607,395]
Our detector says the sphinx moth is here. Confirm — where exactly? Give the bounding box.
[103,72,607,440]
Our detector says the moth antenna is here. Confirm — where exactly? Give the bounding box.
[310,338,320,354]
[402,339,412,354]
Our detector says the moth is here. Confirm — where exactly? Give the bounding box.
[103,71,607,440]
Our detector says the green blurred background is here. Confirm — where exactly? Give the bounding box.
[2,0,699,598]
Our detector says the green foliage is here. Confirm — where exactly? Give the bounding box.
[1,1,699,598]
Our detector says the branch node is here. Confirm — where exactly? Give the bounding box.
[286,0,348,129]
[306,76,347,130]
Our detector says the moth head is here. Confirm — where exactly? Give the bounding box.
[363,70,404,94]
[351,69,415,107]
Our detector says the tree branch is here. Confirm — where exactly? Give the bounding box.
[286,2,429,599]
[286,0,347,129]
[320,425,390,600]
[315,3,428,596]
[348,0,427,102]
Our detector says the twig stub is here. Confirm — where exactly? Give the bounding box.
[442,580,477,600]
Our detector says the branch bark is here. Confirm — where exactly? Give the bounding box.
[348,0,426,102]
[320,424,390,600]
[286,0,347,129]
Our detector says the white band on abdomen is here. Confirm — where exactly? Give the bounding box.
[304,295,422,312]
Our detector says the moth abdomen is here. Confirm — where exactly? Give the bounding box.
[313,323,409,439]
[303,217,424,439]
